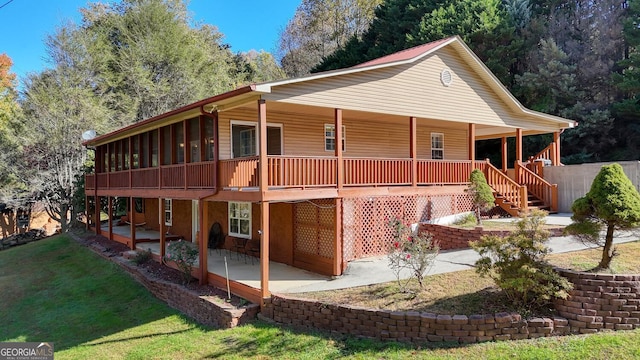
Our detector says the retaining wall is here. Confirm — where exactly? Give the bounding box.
[262,270,640,344]
[419,224,564,250]
[555,269,640,333]
[86,240,259,329]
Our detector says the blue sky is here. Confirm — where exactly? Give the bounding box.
[0,0,300,87]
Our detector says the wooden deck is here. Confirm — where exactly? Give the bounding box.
[86,157,488,192]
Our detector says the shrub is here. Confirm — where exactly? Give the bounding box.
[164,240,199,284]
[388,218,439,291]
[132,249,153,265]
[470,210,572,310]
[466,169,495,225]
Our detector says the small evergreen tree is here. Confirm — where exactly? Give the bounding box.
[471,210,572,309]
[565,163,640,269]
[466,169,495,224]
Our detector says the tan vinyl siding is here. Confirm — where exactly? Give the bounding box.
[218,108,469,160]
[264,47,562,132]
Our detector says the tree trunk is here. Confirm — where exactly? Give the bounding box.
[598,222,616,269]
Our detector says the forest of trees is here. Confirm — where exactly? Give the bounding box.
[0,0,639,230]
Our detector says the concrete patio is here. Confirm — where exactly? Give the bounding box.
[103,213,640,295]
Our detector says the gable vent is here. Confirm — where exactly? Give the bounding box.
[440,68,453,87]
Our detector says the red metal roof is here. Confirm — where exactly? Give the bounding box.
[352,37,455,68]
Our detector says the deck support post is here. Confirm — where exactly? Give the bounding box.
[159,198,166,260]
[258,99,270,305]
[410,116,417,187]
[85,196,90,231]
[260,201,270,303]
[335,108,343,189]
[94,195,100,235]
[199,200,208,285]
[129,196,136,250]
[515,128,523,180]
[501,137,508,172]
[468,123,476,170]
[108,197,113,241]
[334,198,344,275]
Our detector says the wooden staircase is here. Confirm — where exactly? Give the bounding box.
[483,160,558,217]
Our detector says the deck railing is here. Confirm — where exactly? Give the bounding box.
[87,157,490,192]
[516,161,558,212]
[417,160,474,184]
[219,157,259,188]
[344,158,412,186]
[485,162,526,212]
[269,156,337,188]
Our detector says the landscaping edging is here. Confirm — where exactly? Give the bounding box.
[555,269,640,333]
[419,224,565,250]
[261,269,640,344]
[82,236,259,329]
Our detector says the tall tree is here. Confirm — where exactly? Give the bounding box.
[278,0,382,77]
[79,0,239,122]
[0,54,24,206]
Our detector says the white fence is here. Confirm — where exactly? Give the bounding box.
[543,161,640,213]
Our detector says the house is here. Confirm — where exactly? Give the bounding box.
[83,36,575,305]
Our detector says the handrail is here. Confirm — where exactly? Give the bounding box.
[515,161,558,212]
[484,161,526,212]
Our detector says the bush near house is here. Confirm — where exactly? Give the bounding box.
[471,210,572,310]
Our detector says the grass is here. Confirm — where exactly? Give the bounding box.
[548,240,640,273]
[3,234,640,359]
[452,214,562,231]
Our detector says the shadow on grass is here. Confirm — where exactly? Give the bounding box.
[204,320,471,359]
[0,235,205,351]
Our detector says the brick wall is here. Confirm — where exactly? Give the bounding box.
[555,269,640,333]
[419,224,564,250]
[87,240,259,329]
[261,295,570,343]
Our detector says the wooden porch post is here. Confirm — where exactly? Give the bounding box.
[183,119,188,190]
[94,195,100,235]
[199,200,208,285]
[335,108,344,189]
[501,137,508,172]
[410,117,417,187]
[159,198,166,260]
[258,98,270,303]
[129,196,136,250]
[107,197,113,241]
[515,128,523,163]
[260,201,270,302]
[158,129,163,189]
[334,198,344,275]
[553,131,561,166]
[468,123,476,168]
[85,196,90,231]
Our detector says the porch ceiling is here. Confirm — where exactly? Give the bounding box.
[233,101,535,137]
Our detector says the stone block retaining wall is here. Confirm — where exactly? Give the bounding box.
[555,269,640,333]
[419,224,564,250]
[86,239,258,329]
[262,270,640,344]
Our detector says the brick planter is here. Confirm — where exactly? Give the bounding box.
[419,224,565,250]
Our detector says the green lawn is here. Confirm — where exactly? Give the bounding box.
[3,235,640,359]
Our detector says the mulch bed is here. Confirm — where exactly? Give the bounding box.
[80,233,247,307]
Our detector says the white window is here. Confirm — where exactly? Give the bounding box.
[431,133,444,159]
[229,202,251,238]
[164,199,172,226]
[230,120,283,158]
[325,124,346,152]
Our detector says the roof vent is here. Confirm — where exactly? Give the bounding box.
[440,68,453,87]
